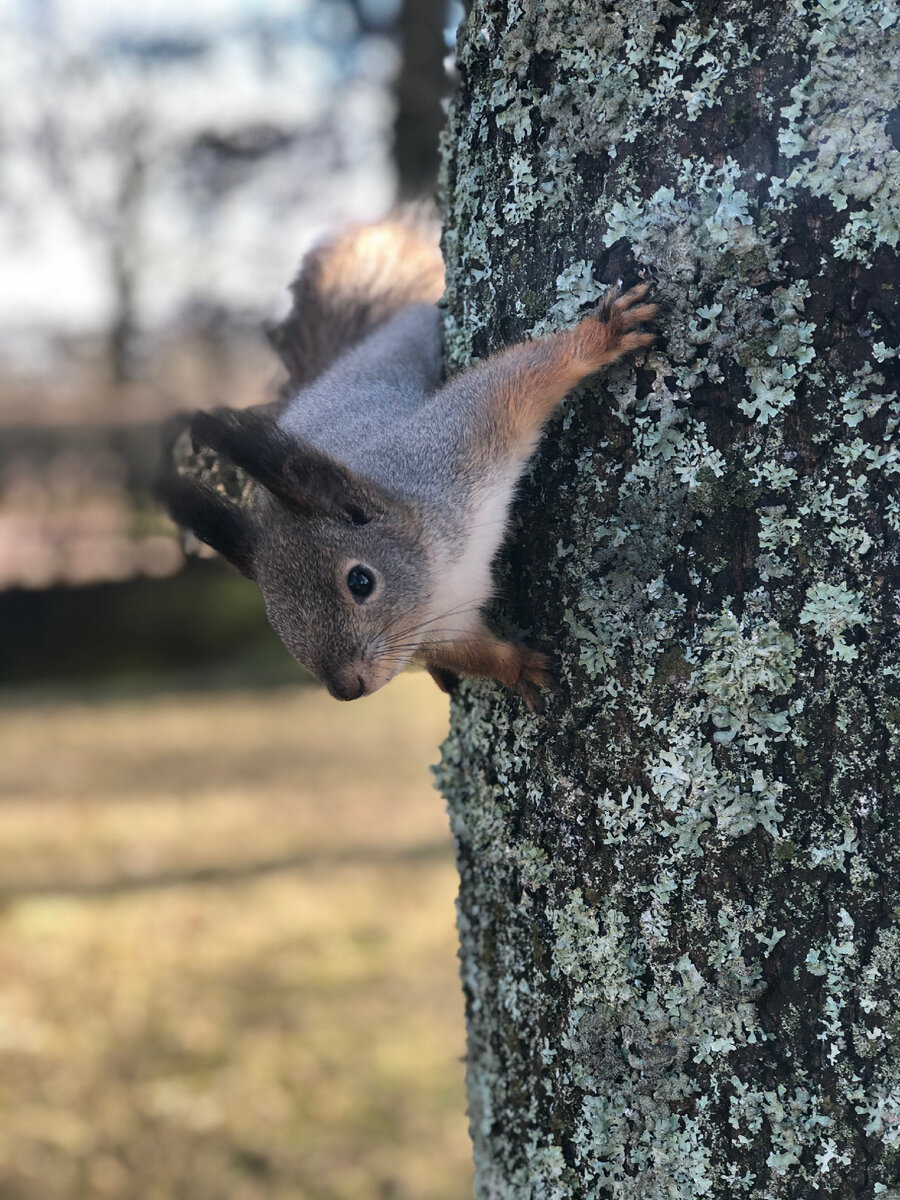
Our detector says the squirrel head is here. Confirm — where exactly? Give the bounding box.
[161,407,433,699]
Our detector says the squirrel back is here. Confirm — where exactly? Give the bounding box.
[267,216,445,393]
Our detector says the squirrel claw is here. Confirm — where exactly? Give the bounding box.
[513,647,553,712]
[594,282,657,335]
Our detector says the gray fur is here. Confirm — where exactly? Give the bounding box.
[252,492,431,700]
[256,302,495,697]
[279,303,482,542]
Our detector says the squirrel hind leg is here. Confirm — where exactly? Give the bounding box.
[511,646,553,712]
[420,622,553,711]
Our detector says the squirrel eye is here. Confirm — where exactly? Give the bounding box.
[347,565,375,600]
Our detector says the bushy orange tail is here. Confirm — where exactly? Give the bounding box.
[268,216,445,392]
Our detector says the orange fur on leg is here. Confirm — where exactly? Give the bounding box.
[419,622,552,710]
[452,284,656,461]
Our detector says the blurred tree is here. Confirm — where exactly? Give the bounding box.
[348,0,449,197]
[39,64,152,382]
[392,0,448,196]
[0,6,399,397]
[437,2,900,1197]
[108,115,146,382]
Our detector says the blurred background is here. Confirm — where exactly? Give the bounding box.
[0,0,472,1196]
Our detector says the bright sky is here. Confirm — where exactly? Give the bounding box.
[0,0,398,345]
[8,0,310,34]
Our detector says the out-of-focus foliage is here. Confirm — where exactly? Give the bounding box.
[0,672,471,1200]
[0,561,293,686]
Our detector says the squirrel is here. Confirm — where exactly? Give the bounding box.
[159,218,655,708]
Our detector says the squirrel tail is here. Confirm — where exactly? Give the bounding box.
[268,212,445,393]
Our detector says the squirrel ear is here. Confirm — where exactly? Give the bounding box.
[283,442,390,526]
[190,407,389,525]
[157,471,256,578]
[190,408,294,501]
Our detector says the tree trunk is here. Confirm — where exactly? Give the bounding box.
[437,3,900,1197]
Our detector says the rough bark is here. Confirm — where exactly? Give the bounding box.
[436,3,900,1197]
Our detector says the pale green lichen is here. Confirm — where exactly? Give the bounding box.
[780,0,900,262]
[699,613,798,747]
[799,581,872,662]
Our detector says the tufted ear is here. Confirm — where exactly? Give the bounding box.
[190,407,390,526]
[158,471,256,578]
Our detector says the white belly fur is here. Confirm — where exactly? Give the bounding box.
[424,469,520,641]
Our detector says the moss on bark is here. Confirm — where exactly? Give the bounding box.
[437,2,900,1196]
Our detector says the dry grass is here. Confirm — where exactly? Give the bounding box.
[0,673,472,1200]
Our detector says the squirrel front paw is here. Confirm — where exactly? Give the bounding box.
[575,283,656,370]
[595,281,657,338]
[511,646,553,712]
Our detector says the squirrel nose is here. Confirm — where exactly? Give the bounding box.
[326,672,367,701]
